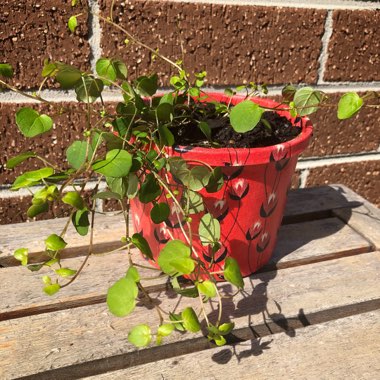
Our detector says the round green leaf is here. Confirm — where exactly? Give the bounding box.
[197,280,217,298]
[0,63,13,78]
[181,307,201,333]
[131,233,153,260]
[43,283,61,296]
[13,248,29,266]
[224,257,244,289]
[293,87,323,116]
[157,323,175,337]
[135,74,158,97]
[150,202,170,224]
[337,92,364,120]
[127,173,139,199]
[158,240,195,276]
[68,15,78,33]
[128,324,152,348]
[75,77,104,103]
[62,191,85,209]
[5,152,36,169]
[72,209,90,236]
[126,266,140,283]
[156,103,173,122]
[158,124,175,147]
[66,141,93,170]
[55,268,77,277]
[93,191,122,201]
[230,100,264,133]
[45,234,67,251]
[199,213,220,246]
[11,167,54,190]
[106,176,128,198]
[16,108,53,137]
[205,167,224,193]
[138,173,161,203]
[96,58,127,83]
[56,65,82,89]
[27,202,49,218]
[218,322,235,335]
[92,149,132,178]
[188,166,211,191]
[107,277,138,317]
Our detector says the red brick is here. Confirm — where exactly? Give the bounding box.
[324,9,380,82]
[0,0,90,89]
[99,0,326,85]
[306,161,380,207]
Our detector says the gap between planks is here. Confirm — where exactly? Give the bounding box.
[6,251,380,380]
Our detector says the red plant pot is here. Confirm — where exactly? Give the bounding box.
[131,93,313,278]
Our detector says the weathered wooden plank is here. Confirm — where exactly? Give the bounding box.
[0,212,127,266]
[0,217,371,321]
[332,185,380,249]
[1,252,379,379]
[270,217,372,269]
[88,310,380,380]
[0,185,364,266]
[283,184,363,223]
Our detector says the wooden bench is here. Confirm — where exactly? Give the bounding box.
[1,185,379,379]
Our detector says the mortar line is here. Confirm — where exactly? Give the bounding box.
[164,0,380,10]
[88,0,102,73]
[299,169,310,188]
[1,81,380,104]
[317,10,334,85]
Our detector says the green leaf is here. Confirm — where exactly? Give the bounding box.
[66,140,93,170]
[135,74,158,97]
[181,307,201,333]
[75,77,104,103]
[199,213,220,246]
[0,63,14,78]
[131,233,153,260]
[214,334,226,346]
[92,149,132,178]
[126,266,140,283]
[72,209,90,236]
[43,283,61,296]
[128,324,152,348]
[337,92,364,120]
[96,58,127,83]
[150,203,170,224]
[205,167,224,193]
[6,152,36,169]
[42,60,58,78]
[56,64,82,89]
[138,173,161,203]
[158,240,195,276]
[169,313,185,331]
[187,166,211,191]
[14,248,28,266]
[159,93,174,105]
[16,108,53,137]
[45,234,67,251]
[293,87,323,116]
[174,286,199,298]
[224,257,244,289]
[107,277,138,317]
[157,324,174,337]
[127,173,139,199]
[27,202,49,218]
[62,191,85,209]
[106,176,128,198]
[158,124,175,147]
[156,103,173,122]
[55,268,77,277]
[93,191,122,200]
[230,101,264,133]
[282,84,297,102]
[197,280,217,298]
[102,132,123,150]
[198,121,211,141]
[218,322,235,335]
[11,167,54,190]
[183,191,204,214]
[68,15,78,33]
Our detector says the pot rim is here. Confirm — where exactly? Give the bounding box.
[168,92,313,166]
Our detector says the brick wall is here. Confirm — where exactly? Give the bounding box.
[1,0,379,224]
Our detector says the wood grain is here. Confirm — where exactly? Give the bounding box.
[1,252,379,379]
[88,310,380,380]
[0,217,371,321]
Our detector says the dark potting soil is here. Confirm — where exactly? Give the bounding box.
[171,110,302,149]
